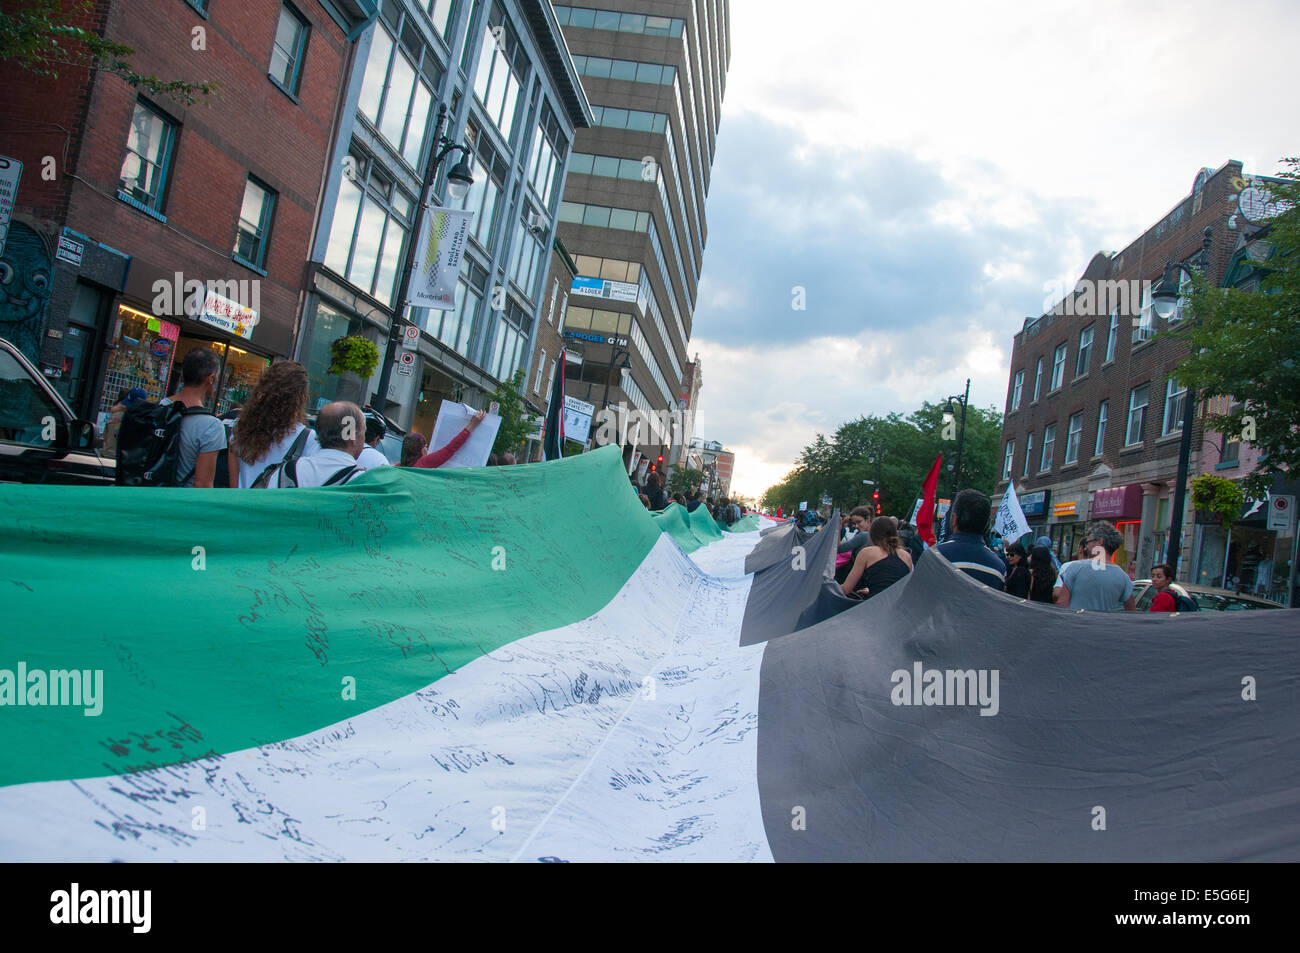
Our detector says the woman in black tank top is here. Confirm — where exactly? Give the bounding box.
[840,516,913,599]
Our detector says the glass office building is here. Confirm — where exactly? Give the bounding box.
[297,0,592,433]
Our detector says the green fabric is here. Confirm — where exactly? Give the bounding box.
[725,516,762,533]
[650,502,705,552]
[0,445,664,787]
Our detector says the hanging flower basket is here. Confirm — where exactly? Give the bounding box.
[1191,473,1244,527]
[327,335,380,379]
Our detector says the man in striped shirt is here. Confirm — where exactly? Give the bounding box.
[934,489,1008,590]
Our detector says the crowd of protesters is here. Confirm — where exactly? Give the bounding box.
[628,469,748,524]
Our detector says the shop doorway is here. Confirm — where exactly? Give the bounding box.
[169,335,270,415]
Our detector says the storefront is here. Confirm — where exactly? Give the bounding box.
[1048,497,1086,564]
[1192,482,1298,605]
[1091,483,1143,576]
[1020,490,1050,541]
[95,297,272,456]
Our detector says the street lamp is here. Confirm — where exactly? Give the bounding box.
[1154,227,1213,572]
[375,103,475,410]
[943,378,971,498]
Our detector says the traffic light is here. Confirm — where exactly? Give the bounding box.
[873,490,881,515]
[657,455,664,464]
[649,464,657,473]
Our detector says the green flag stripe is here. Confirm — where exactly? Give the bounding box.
[0,446,661,788]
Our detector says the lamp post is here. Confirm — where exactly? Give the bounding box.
[1152,226,1213,574]
[943,377,971,498]
[374,103,475,411]
[599,347,632,412]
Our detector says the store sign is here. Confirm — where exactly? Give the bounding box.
[190,290,259,339]
[1020,489,1050,517]
[1091,483,1142,520]
[564,329,629,347]
[1267,495,1295,535]
[1053,500,1078,519]
[0,156,21,258]
[571,275,639,303]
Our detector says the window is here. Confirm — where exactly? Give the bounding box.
[1050,343,1066,391]
[1011,370,1023,411]
[527,104,567,211]
[424,0,454,37]
[553,6,686,37]
[357,24,439,169]
[1076,326,1093,377]
[535,349,547,393]
[1064,412,1083,465]
[324,147,414,306]
[413,261,487,359]
[1221,431,1241,465]
[234,176,276,269]
[269,4,309,95]
[1104,310,1118,362]
[572,54,677,86]
[1125,384,1150,446]
[1169,270,1192,323]
[1002,440,1015,480]
[472,4,526,143]
[454,124,507,249]
[1162,377,1187,436]
[1134,284,1154,343]
[1040,423,1056,472]
[1023,432,1033,477]
[119,100,177,212]
[1032,357,1043,401]
[1094,400,1108,456]
[488,298,532,382]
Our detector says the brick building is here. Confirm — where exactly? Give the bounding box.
[0,0,371,435]
[995,161,1266,580]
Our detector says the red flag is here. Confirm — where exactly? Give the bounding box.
[917,454,942,546]
[776,505,785,518]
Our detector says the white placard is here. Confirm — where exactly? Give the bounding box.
[428,399,501,468]
[563,395,595,445]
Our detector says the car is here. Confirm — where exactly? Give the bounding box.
[1132,578,1282,611]
[0,336,114,485]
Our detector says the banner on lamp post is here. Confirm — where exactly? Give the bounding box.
[408,207,473,311]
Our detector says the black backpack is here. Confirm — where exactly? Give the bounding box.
[1172,591,1199,613]
[115,401,216,487]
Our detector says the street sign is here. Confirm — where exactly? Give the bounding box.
[1267,495,1295,535]
[56,235,84,266]
[401,325,420,350]
[0,156,23,258]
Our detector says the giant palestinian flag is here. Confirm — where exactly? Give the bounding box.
[1,445,1298,861]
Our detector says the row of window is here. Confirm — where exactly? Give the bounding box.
[553,5,685,37]
[572,254,641,284]
[1002,378,1188,479]
[1009,285,1184,412]
[472,4,529,146]
[120,100,278,268]
[357,20,442,171]
[572,54,677,86]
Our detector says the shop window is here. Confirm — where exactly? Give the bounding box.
[119,101,177,212]
[304,303,351,411]
[100,306,181,438]
[269,3,310,95]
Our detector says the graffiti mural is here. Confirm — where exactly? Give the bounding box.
[0,222,53,365]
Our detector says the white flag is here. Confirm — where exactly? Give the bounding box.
[993,483,1033,541]
[408,207,473,310]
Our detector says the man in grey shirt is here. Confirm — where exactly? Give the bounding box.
[161,347,226,488]
[1053,520,1136,611]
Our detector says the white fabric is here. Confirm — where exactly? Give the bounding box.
[356,444,389,470]
[291,448,362,488]
[0,533,771,862]
[236,424,321,488]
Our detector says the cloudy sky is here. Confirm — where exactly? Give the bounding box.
[688,0,1299,498]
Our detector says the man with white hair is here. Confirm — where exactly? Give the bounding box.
[264,401,365,488]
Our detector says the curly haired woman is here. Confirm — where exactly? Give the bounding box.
[228,361,321,488]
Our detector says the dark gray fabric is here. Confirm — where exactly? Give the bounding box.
[758,549,1300,861]
[740,510,855,646]
[745,521,798,574]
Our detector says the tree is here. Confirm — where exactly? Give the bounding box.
[759,399,1004,517]
[1171,158,1300,498]
[487,370,533,457]
[0,0,220,105]
[668,467,704,496]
